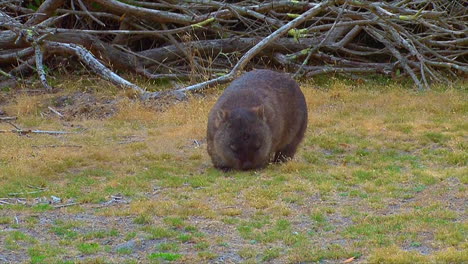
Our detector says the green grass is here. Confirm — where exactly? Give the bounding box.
[262,247,281,261]
[4,231,37,250]
[147,252,182,261]
[0,216,12,224]
[157,242,180,252]
[0,78,466,263]
[28,243,63,263]
[116,247,133,255]
[77,242,100,254]
[133,214,152,225]
[51,221,80,240]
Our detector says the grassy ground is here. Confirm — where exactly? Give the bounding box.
[0,76,466,264]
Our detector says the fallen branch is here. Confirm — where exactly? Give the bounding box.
[48,106,64,118]
[86,0,198,24]
[32,144,82,148]
[8,189,47,196]
[176,0,336,93]
[294,0,348,77]
[44,41,147,96]
[76,0,105,27]
[6,121,22,130]
[0,198,26,205]
[0,116,17,121]
[1,0,466,94]
[273,52,383,76]
[0,129,74,135]
[98,194,128,207]
[53,202,80,208]
[40,17,216,36]
[366,26,425,91]
[25,0,66,26]
[34,44,53,90]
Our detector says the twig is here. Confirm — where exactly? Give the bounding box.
[2,0,466,92]
[273,52,385,76]
[118,139,145,144]
[27,185,47,190]
[175,0,336,94]
[98,194,128,207]
[53,202,79,208]
[32,144,82,148]
[0,116,17,121]
[335,25,362,48]
[25,0,66,26]
[0,68,16,79]
[90,0,199,24]
[48,106,64,118]
[8,189,47,196]
[40,18,216,36]
[0,198,27,205]
[366,26,425,91]
[376,17,430,89]
[6,121,22,130]
[0,129,73,135]
[44,41,146,95]
[294,0,348,77]
[76,0,106,27]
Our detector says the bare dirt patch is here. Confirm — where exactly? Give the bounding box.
[49,92,119,120]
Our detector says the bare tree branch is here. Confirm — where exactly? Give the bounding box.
[177,0,336,93]
[25,0,65,26]
[44,41,145,94]
[1,0,465,96]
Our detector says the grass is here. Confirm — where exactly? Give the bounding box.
[77,242,100,254]
[148,252,182,261]
[0,77,466,263]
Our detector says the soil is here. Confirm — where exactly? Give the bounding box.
[46,91,187,120]
[49,92,119,120]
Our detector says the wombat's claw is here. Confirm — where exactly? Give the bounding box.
[218,166,232,172]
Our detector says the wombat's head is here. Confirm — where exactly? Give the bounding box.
[213,106,272,170]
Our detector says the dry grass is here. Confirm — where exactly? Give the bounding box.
[0,77,466,263]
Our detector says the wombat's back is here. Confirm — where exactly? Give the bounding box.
[218,70,302,108]
[227,69,299,92]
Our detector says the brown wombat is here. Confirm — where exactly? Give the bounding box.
[207,69,308,170]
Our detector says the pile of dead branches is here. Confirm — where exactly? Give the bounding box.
[1,0,466,98]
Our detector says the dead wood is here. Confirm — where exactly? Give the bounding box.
[0,116,17,121]
[53,202,80,208]
[177,0,336,93]
[0,129,73,135]
[48,106,64,118]
[25,0,66,26]
[0,0,466,97]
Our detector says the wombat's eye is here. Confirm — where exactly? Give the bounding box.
[243,134,250,141]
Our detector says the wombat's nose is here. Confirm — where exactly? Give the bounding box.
[241,161,253,170]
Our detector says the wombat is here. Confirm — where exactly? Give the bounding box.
[207,69,308,170]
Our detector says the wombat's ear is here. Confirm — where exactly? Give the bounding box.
[251,105,266,121]
[215,109,229,127]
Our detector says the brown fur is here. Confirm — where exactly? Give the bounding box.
[207,69,308,170]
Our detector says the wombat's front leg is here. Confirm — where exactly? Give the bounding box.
[215,166,232,172]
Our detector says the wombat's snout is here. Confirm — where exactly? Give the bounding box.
[240,160,253,170]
